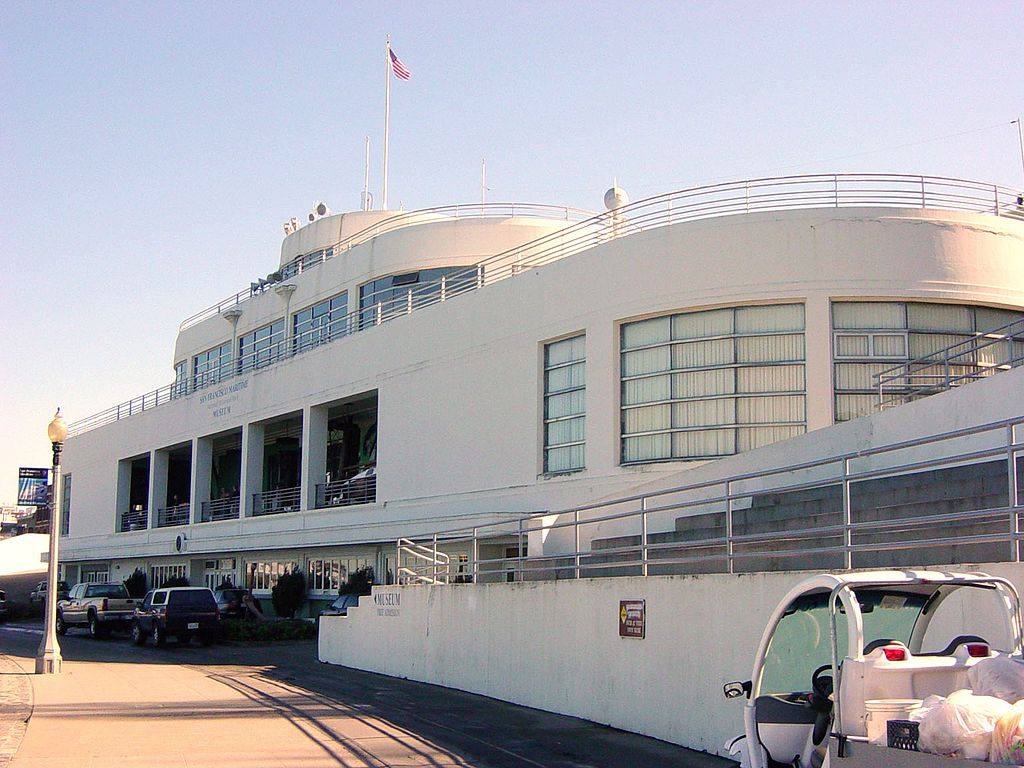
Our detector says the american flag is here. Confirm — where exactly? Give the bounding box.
[389,49,411,80]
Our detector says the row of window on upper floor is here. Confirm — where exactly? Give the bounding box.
[176,265,482,391]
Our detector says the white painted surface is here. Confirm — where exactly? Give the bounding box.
[0,534,48,576]
[319,562,1024,757]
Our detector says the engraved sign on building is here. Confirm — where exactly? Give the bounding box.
[619,599,645,638]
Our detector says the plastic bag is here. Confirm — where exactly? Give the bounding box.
[991,701,1024,765]
[911,689,1010,760]
[970,656,1024,703]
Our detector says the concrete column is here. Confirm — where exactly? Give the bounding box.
[191,436,213,524]
[148,450,169,529]
[302,404,329,510]
[240,422,265,518]
[804,295,835,431]
[115,459,131,532]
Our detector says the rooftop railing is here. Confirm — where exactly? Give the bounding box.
[69,174,1024,438]
[396,415,1024,584]
[876,318,1024,408]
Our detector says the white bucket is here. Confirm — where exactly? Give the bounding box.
[864,699,922,744]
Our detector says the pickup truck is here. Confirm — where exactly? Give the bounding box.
[56,582,137,638]
[723,569,1024,768]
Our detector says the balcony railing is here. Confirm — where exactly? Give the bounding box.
[69,175,1024,438]
[119,508,148,532]
[200,497,240,522]
[316,468,377,508]
[156,503,191,528]
[876,317,1024,408]
[253,486,302,517]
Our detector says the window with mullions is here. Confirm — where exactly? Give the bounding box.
[293,291,349,352]
[832,301,1024,422]
[306,558,343,593]
[172,360,188,397]
[359,266,481,328]
[60,474,71,536]
[193,342,231,390]
[544,335,586,473]
[620,304,807,463]
[238,320,285,373]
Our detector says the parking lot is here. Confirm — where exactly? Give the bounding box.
[0,620,732,768]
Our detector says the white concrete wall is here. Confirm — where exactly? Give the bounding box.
[62,208,1024,564]
[319,562,1024,757]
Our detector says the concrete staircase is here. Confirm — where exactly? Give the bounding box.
[583,458,1021,576]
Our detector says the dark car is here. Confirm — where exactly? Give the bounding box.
[320,593,360,617]
[130,587,220,647]
[213,588,260,619]
[0,589,8,622]
[29,580,70,605]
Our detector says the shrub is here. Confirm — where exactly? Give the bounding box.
[271,570,306,619]
[220,618,317,642]
[215,577,235,591]
[340,566,375,596]
[160,576,190,588]
[123,568,147,598]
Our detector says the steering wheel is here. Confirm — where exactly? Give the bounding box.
[809,664,835,746]
[811,663,834,701]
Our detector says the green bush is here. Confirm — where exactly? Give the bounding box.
[340,565,375,596]
[123,568,147,598]
[219,618,317,642]
[271,570,306,619]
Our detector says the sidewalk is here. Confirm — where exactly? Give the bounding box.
[0,654,31,767]
[0,650,476,767]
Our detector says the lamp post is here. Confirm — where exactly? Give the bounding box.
[35,408,67,674]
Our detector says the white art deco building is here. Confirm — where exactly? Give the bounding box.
[58,174,1024,610]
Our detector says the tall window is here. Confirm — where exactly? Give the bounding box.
[193,342,231,389]
[293,291,349,352]
[172,360,188,397]
[246,560,298,592]
[238,320,285,372]
[544,335,586,473]
[620,304,806,463]
[306,558,343,593]
[833,301,1024,421]
[60,474,71,536]
[359,266,480,328]
[150,563,187,588]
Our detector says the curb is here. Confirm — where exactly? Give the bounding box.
[0,654,32,768]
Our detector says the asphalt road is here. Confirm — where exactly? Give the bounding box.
[0,621,733,768]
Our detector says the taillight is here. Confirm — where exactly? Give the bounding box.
[967,643,990,658]
[102,598,109,611]
[883,647,907,661]
[228,601,237,609]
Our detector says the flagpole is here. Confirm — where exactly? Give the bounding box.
[382,35,392,210]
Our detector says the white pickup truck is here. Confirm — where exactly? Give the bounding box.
[723,569,1024,768]
[56,582,138,638]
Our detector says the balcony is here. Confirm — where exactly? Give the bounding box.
[253,486,301,517]
[119,507,148,532]
[200,496,240,522]
[316,467,376,509]
[157,503,191,527]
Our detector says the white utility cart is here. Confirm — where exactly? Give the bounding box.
[723,570,1024,768]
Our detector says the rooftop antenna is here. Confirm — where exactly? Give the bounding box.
[1013,117,1024,189]
[362,136,371,211]
[481,158,486,205]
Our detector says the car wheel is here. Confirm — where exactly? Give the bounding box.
[55,611,67,636]
[131,621,146,646]
[151,622,165,648]
[88,614,103,639]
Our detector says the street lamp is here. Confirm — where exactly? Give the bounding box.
[35,408,67,674]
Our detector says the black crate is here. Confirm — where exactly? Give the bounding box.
[887,719,919,751]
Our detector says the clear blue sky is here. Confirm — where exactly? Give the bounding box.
[1,1,1022,504]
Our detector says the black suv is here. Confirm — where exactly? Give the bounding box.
[131,587,220,647]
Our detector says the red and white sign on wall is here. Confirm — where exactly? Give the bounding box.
[619,599,645,638]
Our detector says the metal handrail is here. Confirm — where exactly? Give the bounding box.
[156,503,190,528]
[315,470,377,508]
[876,317,1024,407]
[397,537,451,585]
[179,202,597,332]
[69,174,1024,437]
[200,496,240,522]
[118,508,148,532]
[253,486,302,516]
[402,415,1024,582]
